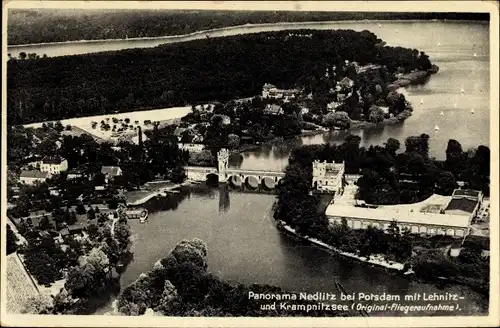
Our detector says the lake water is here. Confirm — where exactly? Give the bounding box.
[11,20,490,315]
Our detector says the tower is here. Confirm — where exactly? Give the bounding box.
[217,148,229,183]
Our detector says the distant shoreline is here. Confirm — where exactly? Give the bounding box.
[7,19,487,48]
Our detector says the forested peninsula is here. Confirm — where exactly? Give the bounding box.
[8,10,489,45]
[8,29,434,125]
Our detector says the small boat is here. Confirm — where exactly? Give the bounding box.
[460,87,465,94]
[440,111,444,116]
[434,125,440,131]
[470,108,475,114]
[420,98,424,105]
[378,23,382,28]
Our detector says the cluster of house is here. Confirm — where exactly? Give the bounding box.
[19,155,123,186]
[20,156,68,185]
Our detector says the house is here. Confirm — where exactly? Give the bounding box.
[264,104,283,115]
[262,83,299,101]
[19,170,49,185]
[337,77,354,89]
[380,106,390,114]
[178,143,205,153]
[101,166,122,183]
[67,224,85,235]
[40,156,68,177]
[312,160,345,194]
[173,127,187,141]
[262,83,277,98]
[327,101,341,112]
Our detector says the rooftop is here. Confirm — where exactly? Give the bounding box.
[265,104,282,114]
[338,77,354,87]
[20,170,49,179]
[444,198,479,214]
[325,204,471,228]
[263,83,277,90]
[452,189,481,199]
[101,166,122,176]
[42,155,65,165]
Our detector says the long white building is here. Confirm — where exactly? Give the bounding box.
[326,189,483,238]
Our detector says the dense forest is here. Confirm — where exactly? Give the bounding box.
[8,9,489,45]
[8,29,432,125]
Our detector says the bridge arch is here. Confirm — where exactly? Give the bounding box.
[228,174,243,187]
[245,176,259,189]
[206,173,219,185]
[261,176,276,190]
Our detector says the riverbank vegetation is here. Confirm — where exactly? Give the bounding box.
[8,29,432,125]
[8,10,488,45]
[115,238,348,317]
[274,135,490,294]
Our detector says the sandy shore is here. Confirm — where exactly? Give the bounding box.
[278,220,405,271]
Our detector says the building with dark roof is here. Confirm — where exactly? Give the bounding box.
[41,156,68,176]
[101,166,122,178]
[445,198,481,219]
[19,170,49,185]
[264,104,283,115]
[452,189,482,201]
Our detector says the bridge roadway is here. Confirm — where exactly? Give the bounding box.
[184,166,285,188]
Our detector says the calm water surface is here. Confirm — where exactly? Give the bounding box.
[23,20,489,315]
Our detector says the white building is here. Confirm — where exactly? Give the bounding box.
[178,143,205,153]
[312,160,345,194]
[40,156,68,177]
[19,170,49,185]
[262,83,299,101]
[326,205,471,237]
[325,189,483,238]
[101,166,123,183]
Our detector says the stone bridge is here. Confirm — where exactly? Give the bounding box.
[184,165,285,189]
[184,148,285,189]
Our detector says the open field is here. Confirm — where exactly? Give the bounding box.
[23,106,194,141]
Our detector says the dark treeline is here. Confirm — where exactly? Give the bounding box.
[8,29,433,125]
[8,9,489,45]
